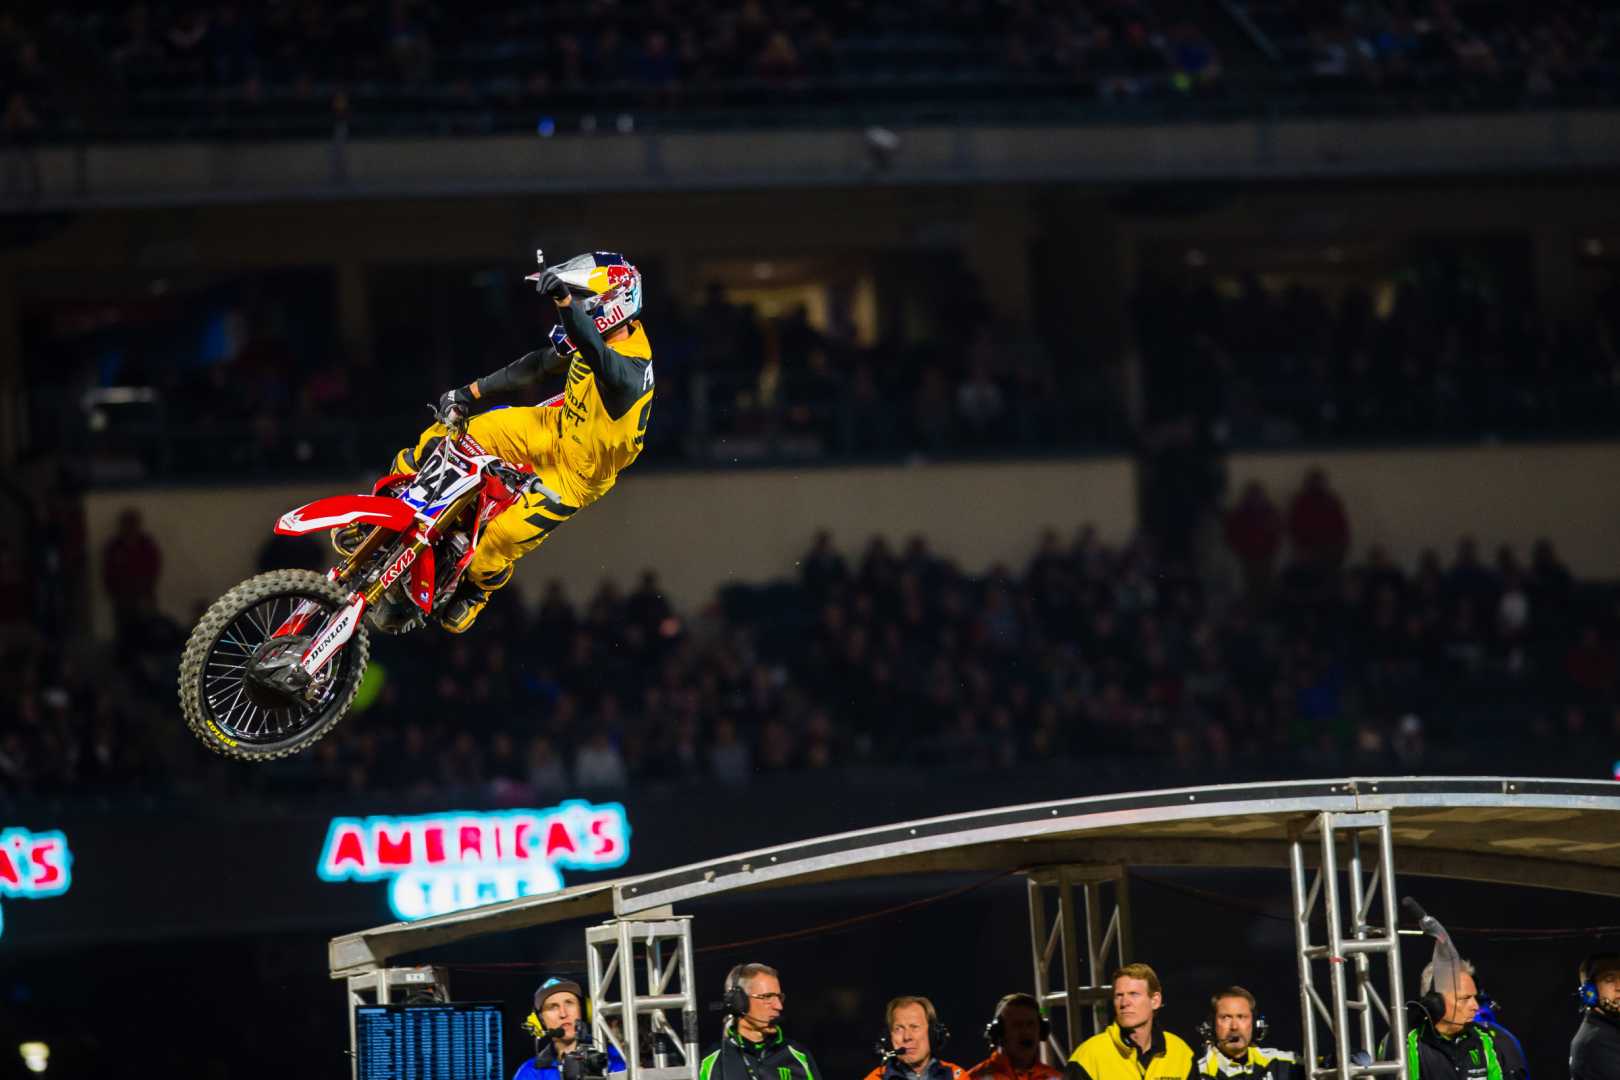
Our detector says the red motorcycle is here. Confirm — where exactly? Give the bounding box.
[178,410,540,761]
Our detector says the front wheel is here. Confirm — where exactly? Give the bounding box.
[178,569,370,762]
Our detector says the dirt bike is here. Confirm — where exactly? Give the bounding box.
[177,408,543,762]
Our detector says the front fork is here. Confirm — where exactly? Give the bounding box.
[269,490,478,689]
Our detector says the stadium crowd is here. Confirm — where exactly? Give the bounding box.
[1,465,1616,808]
[1136,263,1620,445]
[4,0,1222,142]
[2,0,1616,144]
[42,255,1620,482]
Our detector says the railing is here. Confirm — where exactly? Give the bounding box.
[5,96,1620,211]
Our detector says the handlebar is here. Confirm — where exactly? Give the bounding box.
[439,403,469,439]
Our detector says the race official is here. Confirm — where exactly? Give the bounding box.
[1068,964,1195,1080]
[1572,953,1620,1080]
[1402,960,1527,1080]
[516,978,627,1080]
[700,964,821,1080]
[1195,987,1296,1080]
[968,993,1064,1080]
[863,997,969,1080]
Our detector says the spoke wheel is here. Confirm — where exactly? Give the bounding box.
[179,569,370,762]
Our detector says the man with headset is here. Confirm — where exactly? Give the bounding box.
[1195,987,1296,1080]
[968,993,1064,1080]
[1399,959,1527,1080]
[516,977,627,1080]
[1067,963,1196,1080]
[1572,953,1620,1080]
[863,996,970,1080]
[699,963,821,1080]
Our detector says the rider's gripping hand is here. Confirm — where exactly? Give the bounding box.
[436,384,477,426]
[537,268,573,305]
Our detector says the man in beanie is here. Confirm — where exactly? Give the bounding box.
[516,977,627,1080]
[1572,954,1620,1080]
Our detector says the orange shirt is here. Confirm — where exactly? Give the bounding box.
[863,1060,971,1080]
[968,1050,1067,1080]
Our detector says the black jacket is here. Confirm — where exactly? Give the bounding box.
[1572,1009,1620,1080]
[699,1026,821,1080]
[1404,1021,1527,1080]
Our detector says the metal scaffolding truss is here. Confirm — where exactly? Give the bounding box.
[330,778,1620,1080]
[1289,811,1408,1080]
[586,913,701,1080]
[1027,865,1133,1059]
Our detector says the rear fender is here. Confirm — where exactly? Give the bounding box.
[275,495,416,536]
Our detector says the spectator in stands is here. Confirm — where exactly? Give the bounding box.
[969,993,1063,1080]
[101,507,163,643]
[957,359,1007,445]
[1286,468,1350,575]
[575,730,628,789]
[526,735,569,795]
[1068,964,1194,1080]
[1565,626,1617,705]
[1223,482,1283,601]
[709,716,752,785]
[801,530,848,599]
[864,997,969,1080]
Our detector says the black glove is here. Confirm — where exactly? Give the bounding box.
[536,268,572,303]
[436,385,475,426]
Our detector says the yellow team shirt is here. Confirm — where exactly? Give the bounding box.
[1069,1024,1195,1080]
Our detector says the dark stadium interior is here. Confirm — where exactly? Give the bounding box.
[3,2,1620,1080]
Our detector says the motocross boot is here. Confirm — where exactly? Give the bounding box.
[438,580,492,634]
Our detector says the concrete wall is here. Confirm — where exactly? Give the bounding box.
[1226,441,1620,574]
[83,456,1138,636]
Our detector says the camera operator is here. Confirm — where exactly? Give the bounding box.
[1068,964,1195,1080]
[1401,960,1527,1080]
[1572,953,1620,1080]
[1195,987,1295,1080]
[968,993,1064,1080]
[517,978,627,1080]
[700,963,822,1080]
[863,997,969,1080]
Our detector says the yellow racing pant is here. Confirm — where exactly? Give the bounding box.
[391,406,584,597]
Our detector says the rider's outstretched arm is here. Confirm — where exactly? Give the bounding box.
[436,345,564,418]
[557,303,650,421]
[470,345,566,397]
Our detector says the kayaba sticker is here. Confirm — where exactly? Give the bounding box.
[317,801,630,920]
[0,827,74,940]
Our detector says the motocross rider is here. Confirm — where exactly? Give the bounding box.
[382,251,654,633]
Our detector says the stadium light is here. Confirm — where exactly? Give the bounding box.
[19,1042,48,1074]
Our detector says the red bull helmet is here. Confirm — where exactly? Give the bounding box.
[528,250,643,337]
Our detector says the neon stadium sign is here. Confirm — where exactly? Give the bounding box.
[0,828,73,940]
[317,801,630,920]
